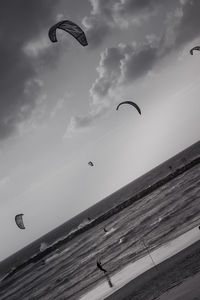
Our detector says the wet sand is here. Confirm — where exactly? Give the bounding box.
[105,238,200,300]
[158,272,200,300]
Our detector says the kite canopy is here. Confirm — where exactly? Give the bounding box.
[116,101,141,115]
[48,20,88,46]
[15,214,25,230]
[190,46,200,55]
[88,161,94,167]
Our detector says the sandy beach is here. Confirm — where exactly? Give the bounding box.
[158,272,200,300]
[0,144,199,300]
[80,226,200,300]
[106,236,200,300]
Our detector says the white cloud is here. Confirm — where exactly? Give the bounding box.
[23,34,51,57]
[89,0,200,101]
[64,105,108,138]
[83,0,175,47]
[67,0,200,137]
[50,99,65,119]
[17,93,47,136]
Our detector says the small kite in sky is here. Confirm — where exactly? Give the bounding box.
[116,101,141,115]
[190,46,200,55]
[15,214,25,230]
[48,20,88,46]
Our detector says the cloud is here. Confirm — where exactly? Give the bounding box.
[90,40,159,102]
[171,0,200,49]
[64,44,127,137]
[23,35,51,58]
[0,0,60,140]
[89,0,200,101]
[64,41,158,137]
[67,0,200,136]
[121,44,158,83]
[17,92,48,136]
[83,16,111,48]
[83,0,197,48]
[64,105,108,138]
[50,99,65,119]
[83,0,176,47]
[90,46,125,101]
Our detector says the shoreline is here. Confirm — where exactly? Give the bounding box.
[106,238,200,300]
[80,225,200,300]
[2,156,200,283]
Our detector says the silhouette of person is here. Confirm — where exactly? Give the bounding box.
[97,260,107,273]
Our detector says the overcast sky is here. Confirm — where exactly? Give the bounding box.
[0,0,200,260]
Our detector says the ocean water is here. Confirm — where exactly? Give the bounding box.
[0,142,200,299]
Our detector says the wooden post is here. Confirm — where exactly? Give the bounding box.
[141,238,158,271]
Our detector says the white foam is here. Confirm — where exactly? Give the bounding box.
[105,228,116,236]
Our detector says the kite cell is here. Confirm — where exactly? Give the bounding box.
[190,46,200,55]
[48,20,88,46]
[116,101,141,115]
[88,161,94,167]
[15,214,25,230]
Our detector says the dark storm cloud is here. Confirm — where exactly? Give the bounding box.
[0,0,60,140]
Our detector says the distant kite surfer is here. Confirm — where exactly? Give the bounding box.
[97,260,113,287]
[97,260,107,273]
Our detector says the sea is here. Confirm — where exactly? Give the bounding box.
[0,141,200,299]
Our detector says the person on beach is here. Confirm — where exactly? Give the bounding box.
[97,260,107,273]
[96,260,113,288]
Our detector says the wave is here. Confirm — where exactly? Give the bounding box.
[151,217,163,226]
[104,227,116,236]
[44,247,70,264]
[40,242,49,252]
[40,218,93,251]
[1,156,200,283]
[0,218,94,283]
[119,237,127,244]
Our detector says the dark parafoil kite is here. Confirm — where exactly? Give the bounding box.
[190,46,200,55]
[116,101,141,115]
[15,214,25,230]
[48,20,88,46]
[88,161,94,167]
